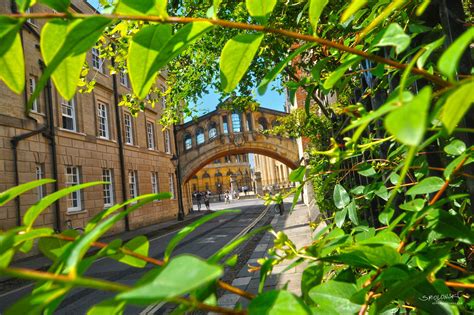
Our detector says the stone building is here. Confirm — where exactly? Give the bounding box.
[253,154,291,191]
[0,0,180,234]
[188,154,252,196]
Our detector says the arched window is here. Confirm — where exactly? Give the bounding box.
[202,172,210,179]
[208,121,218,140]
[192,175,198,180]
[184,133,192,150]
[231,112,242,132]
[196,127,205,145]
[257,117,268,131]
[215,171,222,177]
[226,170,233,176]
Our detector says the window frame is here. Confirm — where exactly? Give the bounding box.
[124,113,134,145]
[146,121,156,150]
[29,76,38,112]
[151,172,159,195]
[102,169,114,208]
[65,166,82,213]
[169,173,176,199]
[129,170,138,200]
[61,98,77,132]
[36,164,45,200]
[164,129,171,153]
[91,47,104,73]
[119,70,129,87]
[97,102,110,139]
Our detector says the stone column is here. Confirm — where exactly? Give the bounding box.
[254,171,263,196]
[230,174,238,200]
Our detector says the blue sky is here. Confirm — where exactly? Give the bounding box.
[87,0,286,115]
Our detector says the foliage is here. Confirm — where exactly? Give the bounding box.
[1,0,473,314]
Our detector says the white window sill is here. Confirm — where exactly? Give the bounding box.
[97,136,116,143]
[58,128,86,136]
[66,209,87,215]
[30,110,45,117]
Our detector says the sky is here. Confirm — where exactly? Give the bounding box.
[86,0,287,115]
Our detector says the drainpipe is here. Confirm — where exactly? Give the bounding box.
[111,57,130,231]
[40,60,61,232]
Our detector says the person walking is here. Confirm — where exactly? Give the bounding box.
[196,192,202,211]
[204,193,210,210]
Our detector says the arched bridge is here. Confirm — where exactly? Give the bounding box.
[176,106,299,183]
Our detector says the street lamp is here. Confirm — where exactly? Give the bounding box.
[170,154,185,221]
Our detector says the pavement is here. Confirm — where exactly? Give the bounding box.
[216,201,322,309]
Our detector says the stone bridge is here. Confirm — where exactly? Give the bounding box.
[175,106,299,183]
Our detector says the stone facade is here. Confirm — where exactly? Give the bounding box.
[0,0,180,234]
[253,154,291,191]
[188,154,252,194]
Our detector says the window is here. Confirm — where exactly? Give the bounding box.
[169,173,175,199]
[151,172,159,194]
[164,130,171,153]
[91,48,103,72]
[29,76,38,112]
[102,169,114,207]
[232,113,242,132]
[124,113,134,145]
[196,128,205,145]
[65,166,81,212]
[146,122,156,149]
[258,117,268,131]
[36,164,45,200]
[246,113,252,131]
[97,102,109,139]
[128,170,138,199]
[184,133,192,150]
[61,98,76,131]
[119,70,129,87]
[161,86,166,109]
[208,122,218,140]
[225,156,231,163]
[222,115,229,134]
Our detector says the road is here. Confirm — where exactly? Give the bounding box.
[0,198,271,314]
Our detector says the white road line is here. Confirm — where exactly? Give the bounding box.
[143,204,273,314]
[0,282,34,298]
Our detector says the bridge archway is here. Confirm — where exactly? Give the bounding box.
[175,106,299,183]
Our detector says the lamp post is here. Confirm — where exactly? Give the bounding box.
[170,154,185,221]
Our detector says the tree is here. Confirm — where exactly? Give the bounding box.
[0,0,473,314]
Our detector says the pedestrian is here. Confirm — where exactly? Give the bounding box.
[204,193,210,210]
[196,192,202,211]
[224,191,230,204]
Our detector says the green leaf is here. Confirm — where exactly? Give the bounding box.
[358,231,401,249]
[39,0,70,12]
[5,287,67,315]
[309,0,329,32]
[61,194,161,274]
[0,28,25,94]
[0,179,54,207]
[438,28,474,81]
[301,263,324,303]
[426,209,474,244]
[384,86,431,146]
[375,23,411,54]
[38,230,78,261]
[333,184,350,209]
[258,43,314,95]
[23,182,104,229]
[87,299,125,315]
[220,33,264,93]
[406,177,444,196]
[30,17,110,107]
[115,0,168,17]
[399,199,425,211]
[357,163,376,177]
[335,208,347,228]
[417,36,445,69]
[129,22,213,99]
[249,290,310,315]
[40,19,86,100]
[328,244,401,269]
[444,139,466,156]
[213,0,223,16]
[347,200,359,225]
[323,55,361,89]
[15,0,35,12]
[308,281,363,314]
[378,207,394,225]
[291,185,303,211]
[112,235,149,268]
[118,255,223,304]
[440,81,474,135]
[245,0,277,24]
[374,184,389,201]
[164,210,239,262]
[289,166,306,182]
[443,153,473,179]
[341,0,367,23]
[208,225,270,263]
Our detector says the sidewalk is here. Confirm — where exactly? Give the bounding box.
[1,210,208,281]
[217,202,320,309]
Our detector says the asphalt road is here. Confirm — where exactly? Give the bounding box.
[0,198,270,314]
